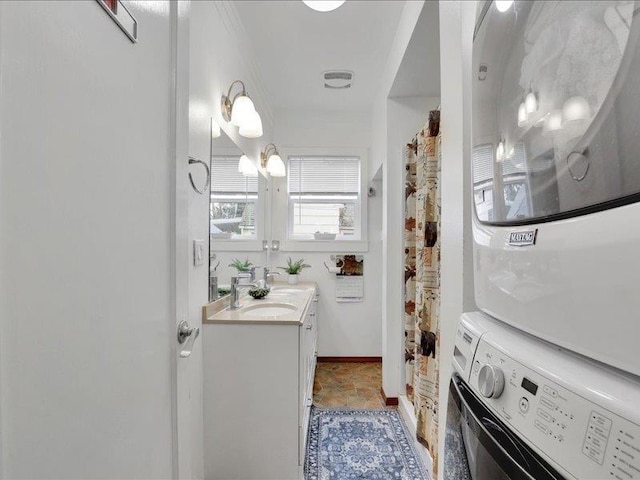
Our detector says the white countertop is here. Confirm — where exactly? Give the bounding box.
[202,282,317,325]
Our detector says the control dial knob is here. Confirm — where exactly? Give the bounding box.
[478,364,505,398]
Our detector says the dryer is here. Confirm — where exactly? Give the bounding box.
[445,312,640,480]
[472,0,640,376]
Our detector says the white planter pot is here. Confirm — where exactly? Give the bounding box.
[288,274,299,285]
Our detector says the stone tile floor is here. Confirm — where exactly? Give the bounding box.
[313,362,391,409]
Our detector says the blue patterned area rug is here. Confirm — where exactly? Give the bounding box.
[305,408,430,480]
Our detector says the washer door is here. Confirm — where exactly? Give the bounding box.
[472,0,640,225]
[445,375,565,480]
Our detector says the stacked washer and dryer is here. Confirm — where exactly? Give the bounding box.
[446,1,640,479]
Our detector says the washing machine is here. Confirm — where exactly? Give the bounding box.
[444,312,640,480]
[472,0,640,377]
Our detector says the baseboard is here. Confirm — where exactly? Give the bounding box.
[380,387,399,406]
[317,356,382,363]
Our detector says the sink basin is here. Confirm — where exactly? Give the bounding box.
[240,303,297,318]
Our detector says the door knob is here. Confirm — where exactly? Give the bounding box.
[177,320,200,358]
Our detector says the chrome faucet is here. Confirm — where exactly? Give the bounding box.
[209,274,219,302]
[209,261,220,302]
[263,267,281,287]
[229,276,258,310]
[238,266,258,284]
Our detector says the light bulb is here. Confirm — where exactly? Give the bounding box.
[266,154,286,177]
[542,110,563,137]
[230,94,256,127]
[495,0,513,12]
[302,1,346,12]
[243,162,258,177]
[238,154,253,174]
[211,120,221,138]
[525,91,537,115]
[562,96,590,124]
[238,109,263,138]
[517,102,527,127]
[496,140,505,162]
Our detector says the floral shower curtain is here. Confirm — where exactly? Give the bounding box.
[404,110,441,471]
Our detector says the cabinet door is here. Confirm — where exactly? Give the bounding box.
[299,314,313,465]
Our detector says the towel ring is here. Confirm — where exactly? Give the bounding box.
[188,157,210,194]
[566,149,590,182]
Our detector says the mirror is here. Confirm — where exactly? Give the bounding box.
[209,131,258,300]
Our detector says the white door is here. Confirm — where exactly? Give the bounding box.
[173,2,206,479]
[0,1,200,478]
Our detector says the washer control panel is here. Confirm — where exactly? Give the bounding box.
[469,338,640,479]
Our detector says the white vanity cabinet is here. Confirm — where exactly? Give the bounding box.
[299,291,318,463]
[202,285,318,480]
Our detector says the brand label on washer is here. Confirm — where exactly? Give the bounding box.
[508,229,537,246]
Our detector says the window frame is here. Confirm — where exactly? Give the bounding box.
[278,147,369,253]
[209,150,266,252]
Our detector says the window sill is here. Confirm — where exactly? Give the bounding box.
[210,239,263,252]
[280,240,369,253]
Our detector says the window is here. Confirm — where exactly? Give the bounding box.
[210,156,258,239]
[288,156,361,240]
[473,143,531,222]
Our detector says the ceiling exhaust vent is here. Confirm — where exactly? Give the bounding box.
[323,70,353,89]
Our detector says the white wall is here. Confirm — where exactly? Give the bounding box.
[437,2,477,479]
[369,0,429,399]
[189,2,276,478]
[370,1,427,182]
[223,108,383,358]
[386,96,441,392]
[0,1,177,478]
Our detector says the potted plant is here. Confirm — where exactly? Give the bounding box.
[229,258,254,284]
[278,257,311,285]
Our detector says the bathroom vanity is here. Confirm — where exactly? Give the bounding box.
[201,283,318,480]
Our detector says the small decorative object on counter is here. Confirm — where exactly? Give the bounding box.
[278,257,311,285]
[217,285,231,296]
[248,286,270,300]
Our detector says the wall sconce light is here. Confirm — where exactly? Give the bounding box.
[496,135,506,163]
[542,109,563,137]
[211,118,221,138]
[517,101,528,127]
[238,154,258,177]
[221,80,263,138]
[525,89,538,116]
[260,143,286,177]
[562,96,591,124]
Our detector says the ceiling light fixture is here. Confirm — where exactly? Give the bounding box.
[221,80,263,138]
[495,0,514,13]
[302,0,346,12]
[260,143,286,177]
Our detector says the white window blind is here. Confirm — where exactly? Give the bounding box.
[502,142,526,176]
[288,156,360,195]
[211,156,258,194]
[472,144,494,185]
